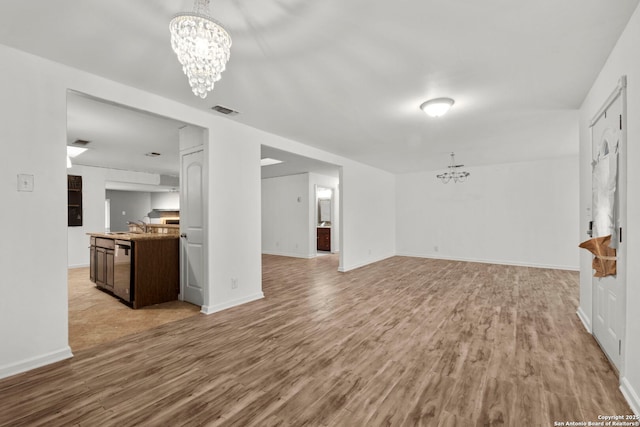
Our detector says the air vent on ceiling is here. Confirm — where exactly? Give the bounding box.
[211,105,239,116]
[72,139,91,146]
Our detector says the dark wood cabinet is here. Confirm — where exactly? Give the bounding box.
[132,238,179,309]
[89,237,96,283]
[89,234,179,309]
[67,175,83,227]
[93,238,114,292]
[317,227,331,251]
[106,249,114,291]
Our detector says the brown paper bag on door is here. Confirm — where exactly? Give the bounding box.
[578,234,616,277]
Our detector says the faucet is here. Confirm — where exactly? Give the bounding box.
[127,220,148,233]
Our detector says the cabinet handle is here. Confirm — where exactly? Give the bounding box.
[180,233,187,239]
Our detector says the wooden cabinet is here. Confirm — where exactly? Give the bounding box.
[132,238,179,309]
[89,235,179,309]
[89,237,96,283]
[67,175,83,227]
[317,227,331,251]
[92,238,114,292]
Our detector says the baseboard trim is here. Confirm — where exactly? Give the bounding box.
[338,254,395,272]
[262,250,314,259]
[68,263,89,269]
[576,306,592,333]
[0,347,73,380]
[395,252,579,271]
[201,292,265,315]
[621,377,640,416]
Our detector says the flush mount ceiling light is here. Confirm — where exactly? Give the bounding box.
[420,97,455,117]
[170,0,232,99]
[436,152,470,184]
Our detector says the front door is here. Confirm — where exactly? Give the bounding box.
[180,149,204,306]
[591,91,625,370]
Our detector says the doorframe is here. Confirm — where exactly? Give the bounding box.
[178,135,208,310]
[589,75,627,376]
[65,90,209,312]
[314,185,336,255]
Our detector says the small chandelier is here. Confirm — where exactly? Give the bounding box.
[436,152,470,183]
[169,0,232,99]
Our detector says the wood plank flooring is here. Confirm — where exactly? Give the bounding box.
[0,255,631,426]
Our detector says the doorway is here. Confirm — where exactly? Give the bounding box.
[588,77,627,372]
[315,186,337,255]
[65,91,205,351]
[260,145,342,263]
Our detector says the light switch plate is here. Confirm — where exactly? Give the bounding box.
[17,174,34,192]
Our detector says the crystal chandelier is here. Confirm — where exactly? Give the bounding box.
[436,152,470,183]
[169,0,232,99]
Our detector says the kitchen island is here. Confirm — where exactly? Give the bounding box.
[88,232,179,309]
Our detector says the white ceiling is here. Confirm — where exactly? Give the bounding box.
[1,0,638,173]
[261,146,339,179]
[67,92,186,176]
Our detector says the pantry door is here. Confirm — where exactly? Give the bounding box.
[180,148,204,306]
[590,78,626,371]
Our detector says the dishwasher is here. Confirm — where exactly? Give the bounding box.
[113,240,133,302]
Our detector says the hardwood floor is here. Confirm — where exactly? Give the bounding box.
[0,255,631,426]
[68,267,201,352]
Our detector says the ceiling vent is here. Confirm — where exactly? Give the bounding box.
[72,139,91,146]
[211,105,239,116]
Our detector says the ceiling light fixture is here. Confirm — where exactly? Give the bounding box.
[261,158,283,167]
[420,97,455,117]
[66,146,88,169]
[436,152,470,183]
[170,0,232,99]
[67,146,88,158]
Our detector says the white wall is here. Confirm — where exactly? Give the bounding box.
[203,122,263,314]
[107,190,152,232]
[0,45,71,378]
[396,156,579,270]
[579,2,640,415]
[340,163,396,271]
[262,174,312,258]
[150,192,180,210]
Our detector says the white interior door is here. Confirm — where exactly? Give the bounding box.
[591,91,625,370]
[180,149,204,306]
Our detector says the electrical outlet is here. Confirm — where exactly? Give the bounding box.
[434,246,439,252]
[231,278,238,289]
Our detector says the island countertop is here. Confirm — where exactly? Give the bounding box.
[87,232,179,241]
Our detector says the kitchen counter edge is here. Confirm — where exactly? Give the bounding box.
[87,232,179,241]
